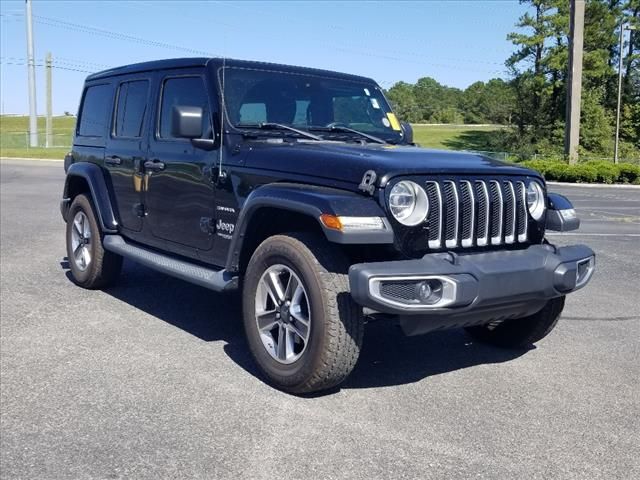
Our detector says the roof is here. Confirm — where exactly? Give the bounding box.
[85,57,210,81]
[85,57,375,84]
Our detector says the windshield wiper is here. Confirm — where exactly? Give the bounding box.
[237,122,322,141]
[309,125,387,145]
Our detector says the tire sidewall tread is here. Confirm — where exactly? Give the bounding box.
[66,194,121,289]
[242,233,363,394]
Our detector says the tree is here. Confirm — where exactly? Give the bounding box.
[386,82,423,123]
[502,0,639,159]
[413,77,463,122]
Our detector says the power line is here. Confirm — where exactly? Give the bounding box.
[118,2,508,68]
[3,11,507,75]
[4,12,219,56]
[1,58,96,74]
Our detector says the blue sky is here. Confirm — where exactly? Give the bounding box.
[0,0,526,115]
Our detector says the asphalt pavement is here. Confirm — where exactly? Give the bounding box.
[1,159,639,479]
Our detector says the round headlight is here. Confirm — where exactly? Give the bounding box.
[526,181,545,220]
[389,181,429,226]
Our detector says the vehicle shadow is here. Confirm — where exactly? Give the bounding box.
[62,258,530,393]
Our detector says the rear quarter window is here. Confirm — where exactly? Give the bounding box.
[78,84,112,137]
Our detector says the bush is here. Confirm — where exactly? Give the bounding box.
[618,163,640,184]
[573,164,598,183]
[584,161,617,184]
[519,159,640,184]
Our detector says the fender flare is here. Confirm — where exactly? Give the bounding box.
[225,182,393,272]
[61,162,118,233]
[546,192,580,232]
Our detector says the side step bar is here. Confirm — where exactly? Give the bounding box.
[103,235,238,292]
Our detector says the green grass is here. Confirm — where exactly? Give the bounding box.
[1,115,75,159]
[412,124,503,151]
[1,115,503,159]
[0,147,69,159]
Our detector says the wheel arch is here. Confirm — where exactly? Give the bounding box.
[61,162,118,233]
[225,182,393,273]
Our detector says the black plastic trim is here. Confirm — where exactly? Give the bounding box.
[104,235,237,291]
[546,192,580,231]
[349,243,595,317]
[225,182,393,272]
[62,162,118,233]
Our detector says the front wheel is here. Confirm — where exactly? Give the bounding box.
[242,234,364,394]
[465,296,565,348]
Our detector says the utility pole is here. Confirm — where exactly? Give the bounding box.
[45,52,52,148]
[614,23,637,164]
[25,0,38,147]
[564,0,585,165]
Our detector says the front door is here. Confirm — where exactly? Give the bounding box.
[104,77,151,234]
[144,72,216,253]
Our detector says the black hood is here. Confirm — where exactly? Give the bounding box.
[243,141,541,187]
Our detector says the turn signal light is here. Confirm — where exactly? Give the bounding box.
[320,214,343,231]
[319,215,386,231]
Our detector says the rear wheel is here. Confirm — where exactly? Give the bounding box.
[465,296,565,348]
[66,194,122,289]
[242,233,364,394]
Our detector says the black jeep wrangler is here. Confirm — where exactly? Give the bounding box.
[61,58,595,393]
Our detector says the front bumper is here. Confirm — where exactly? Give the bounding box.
[349,244,595,335]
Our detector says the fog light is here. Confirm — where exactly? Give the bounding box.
[370,275,461,309]
[415,279,443,305]
[417,281,432,301]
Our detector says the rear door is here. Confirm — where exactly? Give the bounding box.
[144,70,216,254]
[104,76,152,234]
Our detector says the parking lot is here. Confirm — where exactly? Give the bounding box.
[1,159,638,479]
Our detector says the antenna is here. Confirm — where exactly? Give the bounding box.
[218,57,226,181]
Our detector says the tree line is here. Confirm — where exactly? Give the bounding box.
[386,0,639,160]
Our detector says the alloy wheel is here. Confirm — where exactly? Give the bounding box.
[70,211,92,271]
[255,264,311,364]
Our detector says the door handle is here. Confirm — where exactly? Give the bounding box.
[105,156,122,166]
[144,160,166,171]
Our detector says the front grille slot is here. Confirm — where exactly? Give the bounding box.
[443,181,459,248]
[426,182,442,248]
[423,178,529,249]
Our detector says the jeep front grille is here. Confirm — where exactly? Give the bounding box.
[425,179,528,249]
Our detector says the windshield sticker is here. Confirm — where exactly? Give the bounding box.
[382,117,391,127]
[386,112,401,131]
[364,88,370,96]
[370,98,380,109]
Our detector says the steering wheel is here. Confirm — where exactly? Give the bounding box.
[325,122,348,128]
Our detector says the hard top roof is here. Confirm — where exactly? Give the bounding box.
[85,57,376,84]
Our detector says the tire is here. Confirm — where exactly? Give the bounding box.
[66,194,122,289]
[465,296,565,348]
[242,233,364,394]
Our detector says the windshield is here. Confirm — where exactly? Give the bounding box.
[221,67,404,143]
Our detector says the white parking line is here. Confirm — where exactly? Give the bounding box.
[546,232,640,236]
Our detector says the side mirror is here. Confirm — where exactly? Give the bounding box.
[400,121,414,144]
[171,105,203,139]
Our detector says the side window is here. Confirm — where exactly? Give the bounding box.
[78,84,112,137]
[114,80,149,138]
[159,77,211,139]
